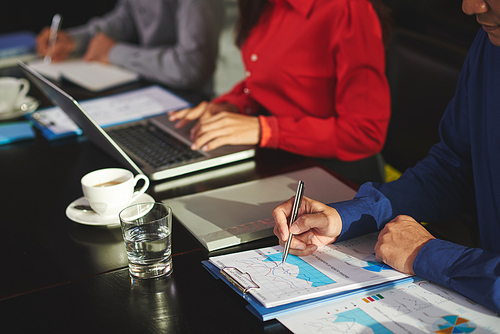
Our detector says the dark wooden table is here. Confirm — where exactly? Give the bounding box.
[0,65,356,333]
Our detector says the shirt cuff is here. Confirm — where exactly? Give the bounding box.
[329,198,379,242]
[108,43,137,66]
[259,115,279,149]
[413,238,466,286]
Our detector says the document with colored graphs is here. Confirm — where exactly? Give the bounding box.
[206,233,410,309]
[205,233,499,324]
[277,279,500,333]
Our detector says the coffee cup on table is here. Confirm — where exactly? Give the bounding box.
[81,168,150,218]
[0,77,30,113]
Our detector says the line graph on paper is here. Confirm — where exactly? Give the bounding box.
[209,234,410,308]
[329,233,395,274]
[232,248,336,298]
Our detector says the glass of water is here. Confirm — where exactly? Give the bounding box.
[119,202,173,279]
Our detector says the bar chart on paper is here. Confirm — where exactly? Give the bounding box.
[209,234,410,308]
[277,279,500,334]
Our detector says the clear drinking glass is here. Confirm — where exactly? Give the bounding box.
[119,202,173,279]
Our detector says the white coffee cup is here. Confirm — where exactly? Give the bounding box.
[81,168,150,218]
[0,77,30,113]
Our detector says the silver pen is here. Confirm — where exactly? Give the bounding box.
[281,180,304,264]
[44,13,62,64]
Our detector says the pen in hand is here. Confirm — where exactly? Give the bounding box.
[44,13,62,64]
[281,180,305,264]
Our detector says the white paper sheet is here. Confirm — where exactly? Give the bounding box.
[278,279,500,333]
[209,233,410,308]
[31,85,190,137]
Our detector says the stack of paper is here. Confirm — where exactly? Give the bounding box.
[205,233,499,326]
[277,279,500,333]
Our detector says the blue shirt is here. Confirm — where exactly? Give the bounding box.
[331,29,500,313]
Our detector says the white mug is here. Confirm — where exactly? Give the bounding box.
[0,77,30,113]
[81,168,150,218]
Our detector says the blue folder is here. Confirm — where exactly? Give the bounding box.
[0,121,35,145]
[0,31,36,59]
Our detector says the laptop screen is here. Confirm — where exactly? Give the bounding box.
[19,61,144,175]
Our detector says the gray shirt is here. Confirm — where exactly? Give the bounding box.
[68,0,224,94]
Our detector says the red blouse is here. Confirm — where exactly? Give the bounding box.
[213,0,390,161]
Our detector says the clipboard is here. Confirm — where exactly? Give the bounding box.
[202,260,415,321]
[220,267,260,294]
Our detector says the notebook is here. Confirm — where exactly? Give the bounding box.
[19,61,255,180]
[28,59,140,92]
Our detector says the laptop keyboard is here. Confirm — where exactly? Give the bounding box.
[108,123,204,169]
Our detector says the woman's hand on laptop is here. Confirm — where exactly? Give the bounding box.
[189,112,260,151]
[168,101,238,129]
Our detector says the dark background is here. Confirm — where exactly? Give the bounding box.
[0,0,480,48]
[0,0,117,35]
[383,0,479,49]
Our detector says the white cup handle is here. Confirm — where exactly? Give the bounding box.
[15,78,30,107]
[129,174,150,203]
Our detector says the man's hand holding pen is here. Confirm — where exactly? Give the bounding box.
[36,27,75,63]
[273,195,342,258]
[36,14,115,65]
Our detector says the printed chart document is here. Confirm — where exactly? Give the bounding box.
[28,58,139,92]
[207,233,410,309]
[28,85,190,140]
[165,167,356,251]
[277,279,500,333]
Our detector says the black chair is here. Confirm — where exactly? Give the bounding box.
[383,29,480,248]
[382,28,468,173]
[382,0,478,50]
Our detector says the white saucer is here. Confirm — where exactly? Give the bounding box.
[0,96,39,120]
[66,193,155,227]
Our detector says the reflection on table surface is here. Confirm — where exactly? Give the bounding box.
[0,65,350,333]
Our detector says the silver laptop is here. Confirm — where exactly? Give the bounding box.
[19,62,255,181]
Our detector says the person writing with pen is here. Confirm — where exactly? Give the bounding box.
[273,0,500,314]
[35,0,224,97]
